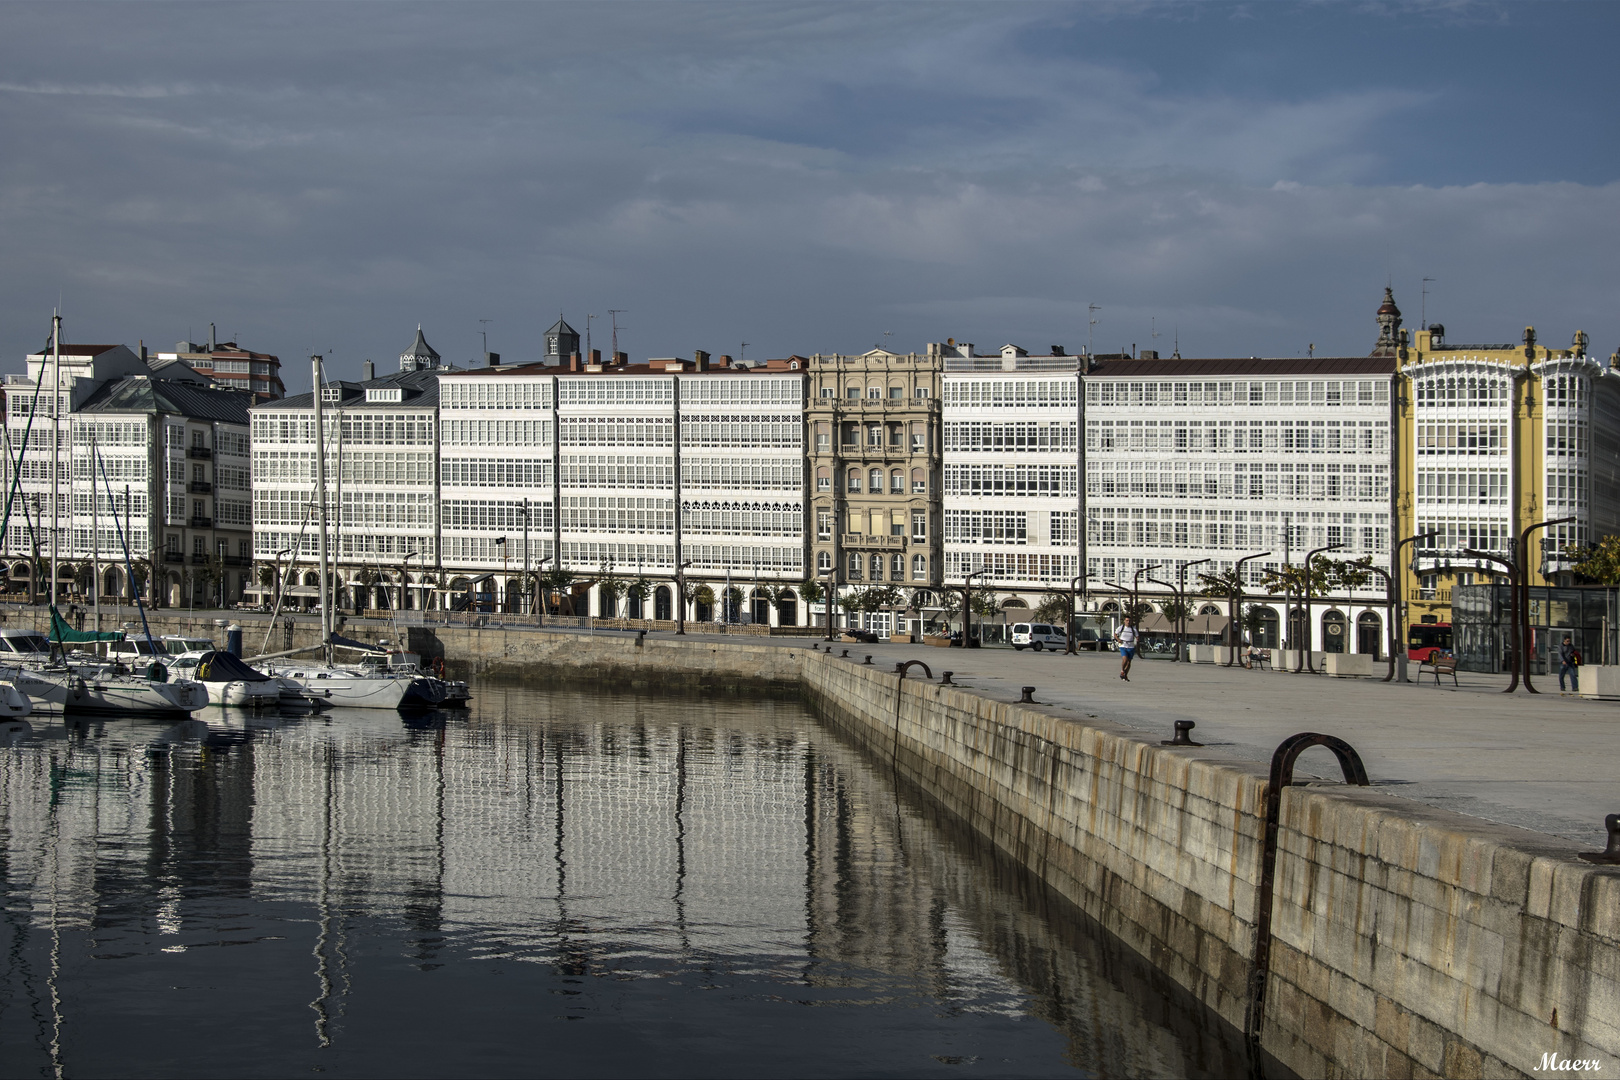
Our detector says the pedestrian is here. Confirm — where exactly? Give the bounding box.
[1117,616,1139,681]
[1559,635,1580,693]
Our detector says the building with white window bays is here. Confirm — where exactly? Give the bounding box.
[436,349,808,624]
[249,348,443,611]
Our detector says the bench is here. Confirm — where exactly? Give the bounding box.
[1419,654,1459,687]
[1247,648,1271,670]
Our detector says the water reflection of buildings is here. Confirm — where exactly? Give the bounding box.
[0,695,1248,1076]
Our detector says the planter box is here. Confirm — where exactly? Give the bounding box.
[1323,652,1373,678]
[924,635,953,648]
[1578,665,1620,700]
[1274,649,1305,671]
[1189,645,1224,664]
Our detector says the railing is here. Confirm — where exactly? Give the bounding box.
[842,533,906,549]
[1408,588,1451,603]
[189,516,213,528]
[163,551,184,564]
[187,446,212,460]
[188,481,212,494]
[190,553,209,565]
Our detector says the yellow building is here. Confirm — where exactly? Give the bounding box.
[1386,289,1620,626]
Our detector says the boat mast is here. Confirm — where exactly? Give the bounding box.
[91,441,100,632]
[50,312,60,609]
[312,354,332,664]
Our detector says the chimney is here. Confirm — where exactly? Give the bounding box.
[694,349,710,372]
[614,351,627,366]
[718,355,734,368]
[209,323,216,352]
[569,351,582,372]
[590,349,601,366]
[139,340,147,362]
[1051,345,1065,356]
[362,359,374,381]
[485,351,501,367]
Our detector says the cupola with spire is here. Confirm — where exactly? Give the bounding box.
[1372,288,1403,356]
[399,326,441,373]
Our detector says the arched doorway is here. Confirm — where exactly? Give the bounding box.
[504,577,524,614]
[104,566,121,600]
[750,588,770,625]
[1357,611,1382,657]
[1252,606,1280,648]
[1321,609,1348,654]
[168,571,183,608]
[777,588,798,627]
[627,589,643,619]
[654,585,672,621]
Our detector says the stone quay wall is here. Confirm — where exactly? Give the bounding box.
[38,612,1615,1078]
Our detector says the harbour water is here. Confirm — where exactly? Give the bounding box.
[0,681,1255,1078]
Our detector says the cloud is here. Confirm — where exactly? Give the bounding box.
[0,2,1615,385]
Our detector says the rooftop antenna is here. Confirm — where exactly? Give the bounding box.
[1151,317,1161,350]
[740,342,750,362]
[882,330,893,351]
[1421,277,1436,330]
[609,309,626,359]
[586,314,595,360]
[1087,304,1100,357]
[1172,325,1180,360]
[478,318,493,358]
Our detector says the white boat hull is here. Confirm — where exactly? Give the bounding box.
[268,666,443,710]
[0,680,32,718]
[204,680,284,708]
[0,665,207,716]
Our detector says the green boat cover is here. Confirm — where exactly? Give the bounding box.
[49,606,125,643]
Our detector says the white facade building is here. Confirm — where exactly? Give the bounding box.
[942,347,1081,597]
[436,353,808,623]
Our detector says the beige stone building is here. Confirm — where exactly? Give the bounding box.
[806,348,942,630]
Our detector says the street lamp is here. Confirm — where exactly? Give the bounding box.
[1176,558,1212,661]
[1130,564,1162,632]
[1297,543,1345,673]
[1066,574,1085,655]
[495,536,508,613]
[962,567,990,648]
[1515,515,1575,693]
[1392,529,1443,683]
[518,499,531,613]
[823,562,837,642]
[399,551,418,612]
[532,555,551,627]
[675,559,693,635]
[1228,551,1272,667]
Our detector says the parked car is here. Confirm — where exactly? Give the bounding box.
[1010,622,1066,652]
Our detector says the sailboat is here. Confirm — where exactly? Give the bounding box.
[255,355,443,711]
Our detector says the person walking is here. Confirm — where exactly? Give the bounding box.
[1117,616,1139,681]
[1559,635,1580,693]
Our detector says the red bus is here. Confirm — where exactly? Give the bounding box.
[1406,622,1452,663]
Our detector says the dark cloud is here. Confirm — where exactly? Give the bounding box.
[2,1,1617,390]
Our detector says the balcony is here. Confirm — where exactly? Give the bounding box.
[190,552,210,565]
[1408,588,1451,604]
[842,533,907,550]
[221,554,248,567]
[188,480,212,494]
[187,446,212,460]
[189,515,213,528]
[163,551,184,564]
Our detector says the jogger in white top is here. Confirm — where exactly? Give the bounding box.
[1117,618,1139,681]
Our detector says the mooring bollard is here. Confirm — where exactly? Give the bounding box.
[864,655,873,665]
[840,649,850,658]
[1020,686,1036,703]
[1579,813,1620,864]
[940,671,954,685]
[1162,720,1203,747]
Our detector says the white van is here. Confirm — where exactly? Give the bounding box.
[1010,622,1066,651]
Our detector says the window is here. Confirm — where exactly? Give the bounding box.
[848,552,862,580]
[891,553,904,578]
[847,386,861,399]
[911,423,926,451]
[239,540,249,560]
[193,500,204,519]
[890,385,903,399]
[192,430,205,447]
[847,469,862,493]
[911,468,926,494]
[166,534,178,553]
[193,536,205,556]
[912,554,927,581]
[817,467,831,492]
[915,387,930,399]
[867,386,881,399]
[816,423,830,450]
[870,554,884,580]
[912,510,927,540]
[820,387,833,398]
[818,550,832,572]
[817,511,832,540]
[869,468,883,492]
[888,423,903,447]
[867,423,882,446]
[890,510,904,536]
[889,469,904,493]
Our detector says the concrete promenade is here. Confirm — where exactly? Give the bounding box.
[762,637,1619,847]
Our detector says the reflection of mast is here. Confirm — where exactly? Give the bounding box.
[310,740,340,1047]
[673,725,688,950]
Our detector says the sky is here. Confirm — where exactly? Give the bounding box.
[2,1,1617,391]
